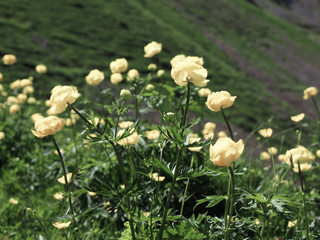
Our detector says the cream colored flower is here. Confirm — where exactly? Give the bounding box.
[260,152,271,161]
[31,113,44,123]
[86,69,104,86]
[7,96,19,105]
[284,146,313,165]
[9,104,19,114]
[0,132,5,140]
[186,56,204,66]
[89,117,100,126]
[103,201,119,213]
[54,149,63,155]
[210,137,244,167]
[53,192,64,200]
[51,85,62,94]
[49,86,79,114]
[35,64,47,74]
[278,154,285,162]
[120,89,132,100]
[204,132,215,140]
[117,129,141,145]
[57,173,72,184]
[288,220,297,228]
[149,173,165,182]
[292,162,312,173]
[268,147,278,155]
[145,130,160,140]
[9,198,18,204]
[1,91,7,96]
[2,54,16,65]
[146,84,155,92]
[144,41,162,58]
[218,131,228,138]
[255,219,260,225]
[258,128,273,138]
[46,108,56,116]
[31,116,65,138]
[52,221,72,229]
[188,137,202,152]
[206,91,236,111]
[10,80,21,89]
[20,79,32,87]
[0,73,3,81]
[189,133,199,138]
[110,58,128,73]
[23,86,34,94]
[157,69,165,77]
[170,54,186,68]
[203,122,216,132]
[127,69,139,81]
[110,73,123,84]
[317,149,320,158]
[65,118,75,126]
[171,61,209,87]
[27,97,36,104]
[198,88,212,97]
[0,84,3,91]
[118,121,134,129]
[143,212,151,217]
[303,87,318,100]
[291,113,305,122]
[17,94,27,104]
[88,191,96,196]
[148,64,157,71]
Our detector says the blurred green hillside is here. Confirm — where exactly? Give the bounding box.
[1,0,320,146]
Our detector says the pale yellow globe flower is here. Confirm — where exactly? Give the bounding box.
[17,94,27,104]
[317,149,320,158]
[85,69,104,86]
[49,86,80,114]
[148,64,157,71]
[10,80,21,89]
[120,89,132,100]
[110,58,128,73]
[149,173,165,182]
[118,121,134,129]
[9,198,18,204]
[110,73,123,84]
[303,86,318,100]
[146,84,155,92]
[53,192,64,200]
[143,212,151,217]
[206,91,236,111]
[260,152,271,161]
[65,118,75,126]
[31,116,65,138]
[35,64,47,74]
[291,113,305,122]
[89,117,100,126]
[218,131,228,138]
[0,132,5,140]
[51,85,62,94]
[288,220,297,228]
[27,97,37,104]
[1,91,7,96]
[103,201,119,213]
[255,219,260,225]
[198,88,212,97]
[57,173,72,184]
[23,86,34,94]
[117,129,141,145]
[144,41,162,58]
[185,56,204,66]
[210,137,244,167]
[157,69,165,77]
[268,147,278,155]
[53,221,72,229]
[127,69,139,81]
[203,122,217,132]
[171,61,209,87]
[189,133,199,138]
[7,96,19,105]
[258,128,273,138]
[278,154,285,162]
[170,54,186,68]
[54,149,63,155]
[188,137,203,152]
[31,113,44,123]
[284,146,313,166]
[88,191,96,196]
[20,79,32,87]
[204,132,215,140]
[0,73,3,81]
[145,130,160,140]
[9,104,20,114]
[2,54,16,65]
[46,108,56,116]
[292,162,312,173]
[0,84,3,91]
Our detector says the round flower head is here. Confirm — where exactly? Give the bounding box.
[23,86,34,94]
[148,64,157,71]
[203,122,216,132]
[88,191,96,196]
[7,96,19,105]
[218,131,228,138]
[20,79,32,87]
[171,61,209,87]
[170,54,186,68]
[210,137,244,167]
[146,84,155,92]
[303,86,318,100]
[0,84,3,91]
[53,192,64,200]
[317,149,320,158]
[198,88,212,97]
[110,58,128,73]
[291,113,305,122]
[0,73,3,81]
[86,69,104,86]
[292,162,312,173]
[32,116,64,138]
[27,97,36,104]
[110,73,123,84]
[10,80,21,89]
[53,221,71,229]
[278,154,285,162]
[57,173,72,184]
[9,104,20,114]
[2,54,16,65]
[258,128,273,138]
[120,89,132,100]
[260,152,271,161]
[186,56,204,66]
[268,147,278,155]
[17,94,27,104]
[51,85,62,94]
[0,132,5,140]
[49,86,79,114]
[206,91,236,111]
[288,220,297,228]
[149,173,165,182]
[144,41,162,58]
[35,64,47,74]
[127,69,139,81]
[145,130,160,140]
[119,121,134,129]
[9,198,18,204]
[117,129,141,145]
[157,69,165,77]
[284,146,313,166]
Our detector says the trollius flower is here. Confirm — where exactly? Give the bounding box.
[31,116,65,138]
[206,91,236,112]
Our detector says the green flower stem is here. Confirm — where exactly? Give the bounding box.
[69,111,79,166]
[297,122,302,146]
[224,166,235,240]
[274,166,290,195]
[267,141,277,184]
[220,107,233,140]
[180,152,195,216]
[51,136,77,237]
[138,74,152,97]
[32,213,49,240]
[114,101,125,139]
[312,96,320,142]
[223,175,232,239]
[298,162,309,240]
[158,83,191,240]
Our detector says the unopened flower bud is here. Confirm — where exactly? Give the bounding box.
[120,89,132,100]
[157,69,165,77]
[148,64,157,71]
[146,84,155,92]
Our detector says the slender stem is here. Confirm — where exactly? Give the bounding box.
[180,152,195,216]
[33,214,49,240]
[115,101,125,139]
[220,107,233,140]
[274,166,290,195]
[158,83,191,240]
[224,175,231,240]
[51,136,77,236]
[98,85,107,119]
[225,166,235,239]
[267,141,276,183]
[298,162,309,240]
[312,96,320,143]
[69,111,79,166]
[297,122,302,146]
[138,75,152,97]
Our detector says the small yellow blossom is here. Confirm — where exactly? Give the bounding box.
[291,113,305,122]
[57,173,72,184]
[292,162,312,173]
[110,58,128,73]
[258,128,273,138]
[127,69,139,81]
[35,64,47,74]
[143,212,151,217]
[54,149,63,155]
[118,121,134,129]
[52,221,72,229]
[88,191,96,196]
[23,86,34,94]
[9,198,18,204]
[145,130,160,140]
[198,88,212,97]
[10,80,21,89]
[2,54,17,65]
[157,69,165,77]
[278,154,285,162]
[110,73,123,85]
[0,132,5,140]
[268,147,278,155]
[149,173,165,182]
[288,220,297,228]
[9,104,20,114]
[144,41,162,58]
[188,137,202,152]
[260,152,271,161]
[303,87,318,100]
[218,131,227,138]
[53,193,64,200]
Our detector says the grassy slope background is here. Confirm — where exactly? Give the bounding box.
[1,0,320,147]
